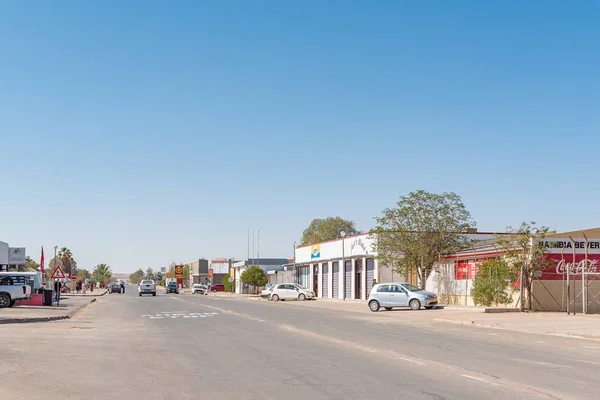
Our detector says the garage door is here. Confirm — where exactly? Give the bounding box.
[366,259,375,295]
[344,260,352,299]
[322,263,329,298]
[332,262,339,299]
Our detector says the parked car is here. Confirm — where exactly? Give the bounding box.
[260,284,274,299]
[109,283,122,294]
[0,277,32,308]
[367,282,438,312]
[269,283,315,302]
[139,280,156,297]
[192,284,206,295]
[210,284,224,292]
[165,282,179,294]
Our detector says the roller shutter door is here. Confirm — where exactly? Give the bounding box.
[366,259,375,295]
[332,262,339,299]
[344,261,352,299]
[322,263,329,298]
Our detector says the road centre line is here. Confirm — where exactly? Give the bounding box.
[461,375,499,386]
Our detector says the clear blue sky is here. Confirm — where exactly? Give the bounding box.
[1,1,598,273]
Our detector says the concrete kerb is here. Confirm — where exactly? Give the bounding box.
[0,298,97,325]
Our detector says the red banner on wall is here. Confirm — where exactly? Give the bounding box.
[454,260,482,280]
[540,254,600,280]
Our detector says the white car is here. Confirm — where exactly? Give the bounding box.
[192,284,207,295]
[138,280,156,296]
[269,283,315,302]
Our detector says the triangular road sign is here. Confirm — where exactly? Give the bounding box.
[51,266,66,279]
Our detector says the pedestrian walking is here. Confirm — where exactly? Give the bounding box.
[82,282,87,294]
[120,282,125,294]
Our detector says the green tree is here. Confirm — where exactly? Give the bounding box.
[77,269,91,282]
[301,217,360,246]
[20,256,39,272]
[471,259,518,306]
[92,264,112,284]
[222,275,234,292]
[496,221,551,311]
[59,247,76,275]
[183,264,190,288]
[129,269,145,285]
[372,190,475,287]
[240,265,268,290]
[145,267,154,280]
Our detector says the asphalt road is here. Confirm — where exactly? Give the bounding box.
[1,286,598,399]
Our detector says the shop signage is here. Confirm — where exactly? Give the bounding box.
[311,245,321,259]
[175,265,183,278]
[351,238,367,254]
[8,247,25,264]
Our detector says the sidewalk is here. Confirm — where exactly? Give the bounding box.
[56,290,108,297]
[0,296,97,324]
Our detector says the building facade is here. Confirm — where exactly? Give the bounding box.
[233,258,290,294]
[294,234,386,301]
[0,241,26,271]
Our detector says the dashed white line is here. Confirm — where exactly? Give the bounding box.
[577,360,598,365]
[461,375,498,386]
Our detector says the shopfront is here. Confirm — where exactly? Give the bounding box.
[294,234,380,300]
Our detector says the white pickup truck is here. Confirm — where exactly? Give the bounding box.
[0,276,32,308]
[138,280,156,296]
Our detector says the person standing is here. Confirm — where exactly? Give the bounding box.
[82,281,87,294]
[54,280,62,303]
[120,282,125,294]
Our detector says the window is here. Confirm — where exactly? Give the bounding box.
[391,285,403,293]
[401,283,421,292]
[377,285,390,293]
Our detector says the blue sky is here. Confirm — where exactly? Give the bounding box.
[1,1,598,273]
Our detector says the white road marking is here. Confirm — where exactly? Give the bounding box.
[513,358,571,368]
[461,375,498,386]
[577,360,599,364]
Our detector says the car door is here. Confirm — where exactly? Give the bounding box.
[389,285,409,307]
[286,284,299,300]
[274,284,287,299]
[372,284,391,306]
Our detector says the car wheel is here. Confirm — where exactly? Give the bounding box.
[384,307,392,311]
[298,293,306,301]
[139,293,142,297]
[410,299,421,310]
[153,292,156,296]
[0,293,11,308]
[369,300,380,312]
[271,294,279,302]
[425,306,434,310]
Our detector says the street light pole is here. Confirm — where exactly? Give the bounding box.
[293,241,297,284]
[340,231,346,300]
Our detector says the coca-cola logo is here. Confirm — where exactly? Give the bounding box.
[555,259,600,274]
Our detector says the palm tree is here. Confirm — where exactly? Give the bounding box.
[59,248,75,275]
[92,264,112,285]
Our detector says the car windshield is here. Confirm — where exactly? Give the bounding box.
[401,283,422,292]
[141,280,153,285]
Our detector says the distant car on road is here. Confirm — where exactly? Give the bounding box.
[210,284,224,292]
[192,284,206,295]
[269,283,315,302]
[139,280,156,297]
[109,283,122,294]
[367,282,438,312]
[165,282,179,294]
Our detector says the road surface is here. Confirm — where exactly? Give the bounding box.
[1,286,598,399]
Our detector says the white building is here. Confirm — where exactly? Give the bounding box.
[295,232,499,301]
[294,234,386,301]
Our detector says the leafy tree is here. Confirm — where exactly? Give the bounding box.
[372,190,475,287]
[20,257,39,272]
[92,264,112,284]
[145,267,154,280]
[471,259,518,306]
[496,221,551,311]
[59,247,76,275]
[129,269,145,285]
[77,269,91,282]
[240,265,268,289]
[183,264,190,288]
[301,217,360,246]
[222,275,234,292]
